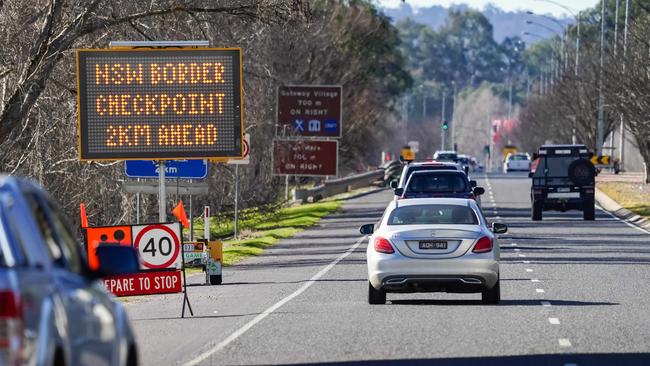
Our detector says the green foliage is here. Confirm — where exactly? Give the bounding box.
[219,200,342,266]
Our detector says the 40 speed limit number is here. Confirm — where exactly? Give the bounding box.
[132,223,182,270]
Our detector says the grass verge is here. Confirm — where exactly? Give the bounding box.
[189,200,342,267]
[598,181,650,218]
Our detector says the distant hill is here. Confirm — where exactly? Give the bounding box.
[381,3,573,43]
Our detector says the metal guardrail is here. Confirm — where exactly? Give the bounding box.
[293,169,387,203]
[292,161,405,203]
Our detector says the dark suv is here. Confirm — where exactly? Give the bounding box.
[529,144,596,221]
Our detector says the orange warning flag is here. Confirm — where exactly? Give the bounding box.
[80,203,89,228]
[172,201,190,229]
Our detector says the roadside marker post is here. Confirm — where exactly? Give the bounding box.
[204,206,211,241]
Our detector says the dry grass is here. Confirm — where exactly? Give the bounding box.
[598,182,650,218]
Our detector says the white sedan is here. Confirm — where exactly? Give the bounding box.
[503,152,531,173]
[360,198,507,305]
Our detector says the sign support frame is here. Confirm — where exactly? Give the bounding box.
[180,226,194,318]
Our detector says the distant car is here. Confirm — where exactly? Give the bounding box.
[395,170,485,202]
[503,152,531,173]
[529,144,596,221]
[361,198,507,305]
[0,176,140,366]
[457,154,471,173]
[433,150,458,162]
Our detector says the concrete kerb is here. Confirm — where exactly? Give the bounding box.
[595,188,650,231]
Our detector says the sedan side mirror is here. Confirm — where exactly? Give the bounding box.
[528,172,534,178]
[473,187,485,196]
[470,180,477,188]
[389,181,398,189]
[394,188,404,196]
[94,244,140,277]
[491,222,508,234]
[359,224,374,235]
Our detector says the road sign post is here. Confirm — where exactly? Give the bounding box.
[227,133,250,239]
[159,162,166,222]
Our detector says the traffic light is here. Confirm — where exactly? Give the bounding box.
[442,120,448,130]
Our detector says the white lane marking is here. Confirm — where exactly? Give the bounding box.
[183,236,367,366]
[526,268,533,272]
[511,243,517,246]
[559,338,572,347]
[531,279,540,282]
[495,216,501,219]
[536,288,545,293]
[518,254,526,258]
[514,248,521,252]
[597,205,650,235]
[523,260,530,264]
[549,318,560,325]
[541,301,552,307]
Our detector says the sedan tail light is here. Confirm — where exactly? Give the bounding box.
[0,291,23,366]
[374,237,395,254]
[472,236,493,253]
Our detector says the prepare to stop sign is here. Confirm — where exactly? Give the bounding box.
[132,223,182,270]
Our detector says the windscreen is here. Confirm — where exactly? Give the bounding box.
[388,204,478,225]
[405,173,468,193]
[510,154,529,161]
[435,153,457,161]
[545,157,575,175]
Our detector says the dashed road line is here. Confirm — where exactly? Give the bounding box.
[183,235,367,366]
[549,318,560,325]
[536,288,545,293]
[526,268,533,272]
[541,301,552,307]
[559,338,572,347]
[531,279,540,282]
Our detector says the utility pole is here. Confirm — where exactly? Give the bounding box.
[441,92,446,150]
[596,0,606,156]
[451,81,457,151]
[507,79,513,120]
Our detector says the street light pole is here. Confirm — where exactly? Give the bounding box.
[596,0,606,156]
[619,0,630,169]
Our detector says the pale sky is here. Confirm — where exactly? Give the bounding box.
[378,0,600,17]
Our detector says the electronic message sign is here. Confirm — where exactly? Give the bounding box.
[76,48,243,160]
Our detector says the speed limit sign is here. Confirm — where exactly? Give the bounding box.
[132,223,182,270]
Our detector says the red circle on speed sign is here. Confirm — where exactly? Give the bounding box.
[134,224,180,269]
[242,136,250,158]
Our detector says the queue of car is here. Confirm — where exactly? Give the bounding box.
[362,150,506,305]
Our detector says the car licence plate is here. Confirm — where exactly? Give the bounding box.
[419,241,448,250]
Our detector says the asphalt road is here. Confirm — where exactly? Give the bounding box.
[124,173,650,366]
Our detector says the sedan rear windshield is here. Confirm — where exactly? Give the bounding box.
[405,173,468,193]
[509,155,529,161]
[388,205,478,225]
[435,153,457,161]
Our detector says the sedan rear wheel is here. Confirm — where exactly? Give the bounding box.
[481,280,500,305]
[368,282,386,305]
